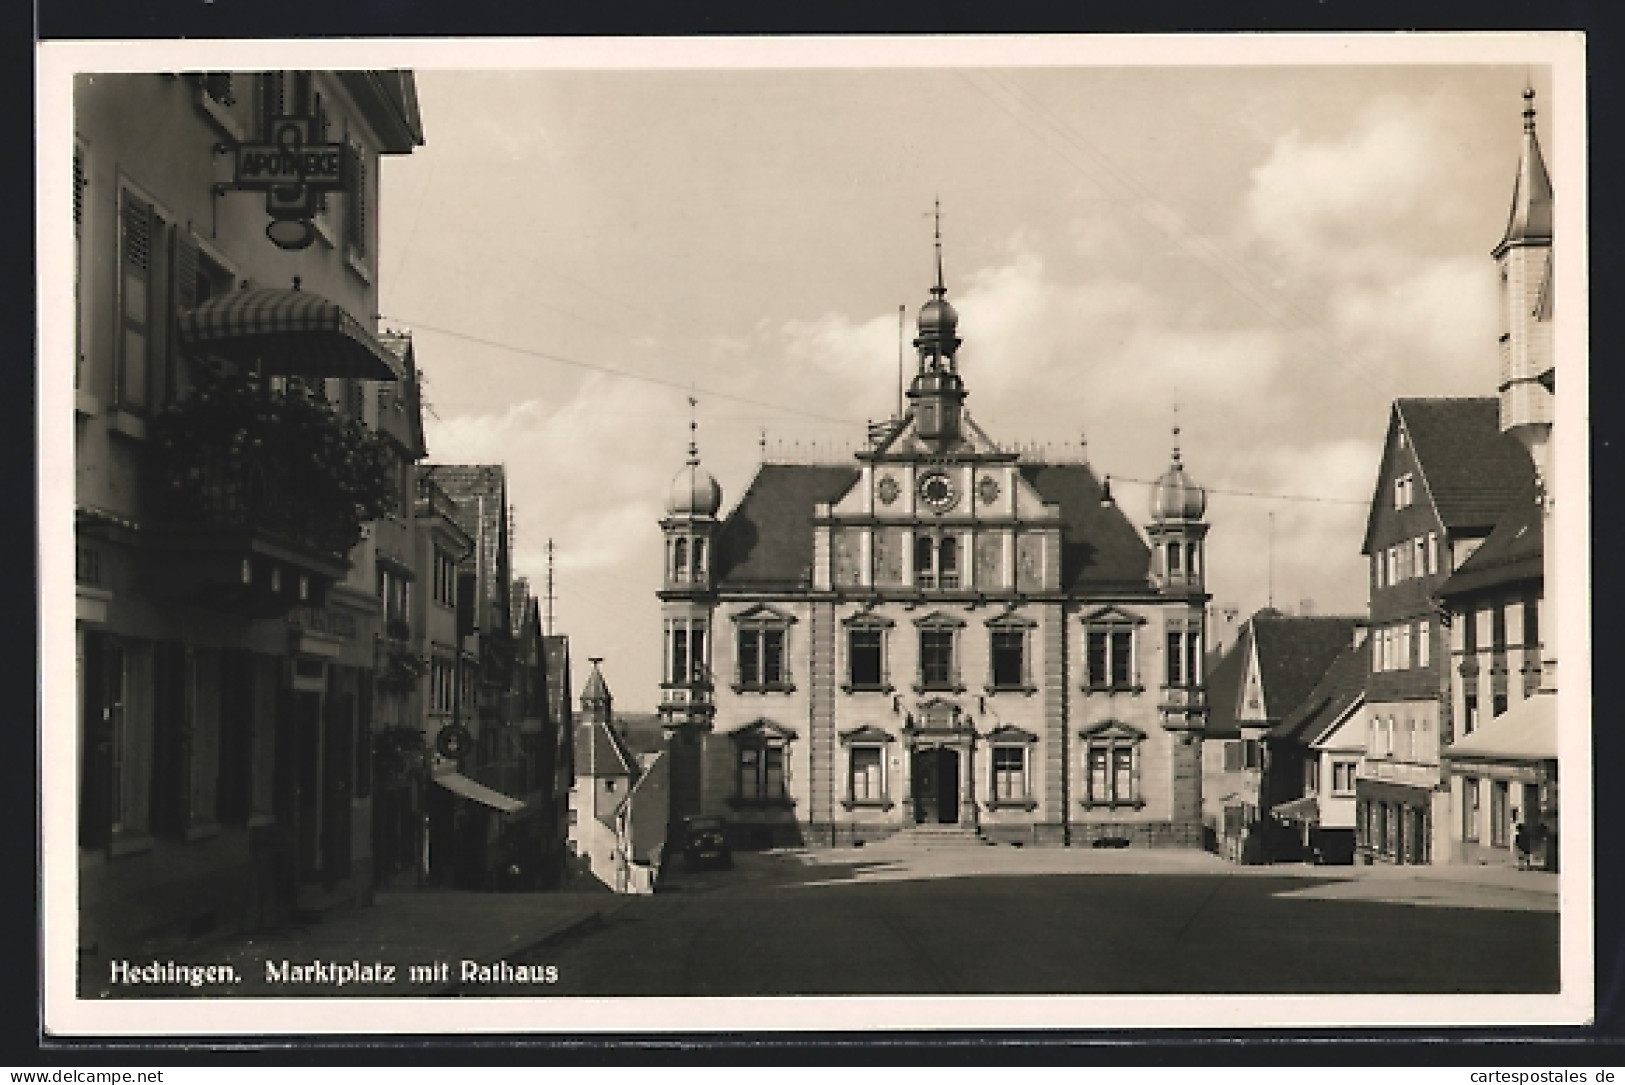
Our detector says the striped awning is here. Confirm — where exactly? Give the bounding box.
[178,288,404,381]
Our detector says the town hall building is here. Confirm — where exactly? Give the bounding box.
[655,235,1212,849]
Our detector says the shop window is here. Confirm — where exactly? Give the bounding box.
[1462,777,1481,842]
[1491,780,1511,847]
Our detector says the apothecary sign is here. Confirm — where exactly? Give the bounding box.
[233,118,348,191]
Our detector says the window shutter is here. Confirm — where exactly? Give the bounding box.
[172,232,199,312]
[72,145,86,229]
[346,139,368,256]
[122,197,151,275]
[346,379,365,420]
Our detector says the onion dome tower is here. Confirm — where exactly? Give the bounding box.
[658,398,719,824]
[1146,426,1210,597]
[907,199,966,449]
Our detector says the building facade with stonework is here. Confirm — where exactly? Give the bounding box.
[656,247,1211,849]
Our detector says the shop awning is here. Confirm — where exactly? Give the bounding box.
[1443,690,1557,762]
[1270,796,1320,824]
[434,771,526,815]
[178,287,404,381]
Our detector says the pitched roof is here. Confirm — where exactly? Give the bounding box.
[714,465,860,590]
[1203,638,1249,740]
[613,712,667,758]
[1019,463,1153,593]
[1272,640,1368,745]
[1397,399,1535,533]
[574,717,638,780]
[1251,614,1362,726]
[712,461,1153,595]
[1497,105,1554,252]
[1437,481,1544,600]
[422,464,510,618]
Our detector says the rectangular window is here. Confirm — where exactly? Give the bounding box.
[919,629,955,688]
[670,626,688,685]
[1398,624,1411,670]
[1462,777,1480,842]
[1490,779,1510,847]
[849,746,884,802]
[1244,738,1262,770]
[1394,473,1414,510]
[737,626,787,688]
[1304,758,1320,795]
[1492,606,1507,651]
[1427,531,1439,575]
[1332,761,1356,794]
[739,744,787,802]
[1493,692,1509,718]
[848,627,885,688]
[1222,740,1242,773]
[1387,546,1399,586]
[119,192,160,412]
[992,746,1027,802]
[1413,537,1427,579]
[1085,626,1135,690]
[1463,606,1478,653]
[990,629,1026,689]
[1418,620,1431,669]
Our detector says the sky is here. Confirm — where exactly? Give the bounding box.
[374,58,1553,712]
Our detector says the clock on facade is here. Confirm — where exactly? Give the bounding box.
[918,470,959,513]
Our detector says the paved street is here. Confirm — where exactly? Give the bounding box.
[488,842,1559,996]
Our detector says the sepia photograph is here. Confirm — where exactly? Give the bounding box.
[39,34,1591,1035]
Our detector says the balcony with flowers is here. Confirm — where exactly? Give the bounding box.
[144,366,398,616]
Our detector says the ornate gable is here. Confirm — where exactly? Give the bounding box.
[1079,719,1147,742]
[732,603,798,625]
[728,717,799,742]
[985,723,1039,744]
[1080,604,1147,626]
[839,724,896,744]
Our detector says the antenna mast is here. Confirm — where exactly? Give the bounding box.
[544,538,557,635]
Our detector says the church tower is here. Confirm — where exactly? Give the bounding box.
[1494,87,1555,484]
[1494,88,1557,692]
[906,201,967,449]
[658,402,721,820]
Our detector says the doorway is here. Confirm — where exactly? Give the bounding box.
[911,747,960,825]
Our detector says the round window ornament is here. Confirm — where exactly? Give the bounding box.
[918,470,959,513]
[977,474,1001,506]
[876,475,901,506]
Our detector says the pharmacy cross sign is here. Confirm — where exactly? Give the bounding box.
[223,116,350,251]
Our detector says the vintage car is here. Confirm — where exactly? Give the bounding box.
[681,815,733,870]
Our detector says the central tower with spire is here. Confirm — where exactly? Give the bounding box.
[908,199,967,449]
[651,201,1211,856]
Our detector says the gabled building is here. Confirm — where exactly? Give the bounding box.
[1200,610,1360,862]
[1356,398,1534,864]
[73,70,423,954]
[1269,638,1370,865]
[1437,89,1558,871]
[656,239,1211,850]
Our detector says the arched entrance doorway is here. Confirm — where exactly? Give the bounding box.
[912,746,960,824]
